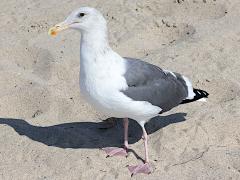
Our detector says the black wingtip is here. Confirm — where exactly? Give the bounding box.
[193,88,209,98]
[180,88,209,104]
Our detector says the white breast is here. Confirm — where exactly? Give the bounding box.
[79,50,127,115]
[79,40,161,122]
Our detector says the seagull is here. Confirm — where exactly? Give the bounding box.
[48,7,209,176]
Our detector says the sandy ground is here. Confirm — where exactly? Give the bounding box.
[0,0,240,179]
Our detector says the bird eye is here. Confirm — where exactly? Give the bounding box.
[78,13,85,17]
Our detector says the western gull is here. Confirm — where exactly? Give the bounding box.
[48,7,209,176]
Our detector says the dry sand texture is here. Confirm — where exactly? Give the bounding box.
[0,0,240,179]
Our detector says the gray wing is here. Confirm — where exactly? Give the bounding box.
[122,57,188,113]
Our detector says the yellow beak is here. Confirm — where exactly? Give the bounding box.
[48,21,69,37]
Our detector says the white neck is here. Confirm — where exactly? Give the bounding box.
[79,27,113,77]
[80,27,110,57]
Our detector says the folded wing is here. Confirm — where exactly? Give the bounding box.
[122,57,190,113]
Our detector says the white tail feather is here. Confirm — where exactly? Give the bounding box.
[182,76,195,99]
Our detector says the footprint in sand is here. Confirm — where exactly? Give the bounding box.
[114,19,196,57]
[110,1,228,56]
[173,0,227,20]
[25,46,53,81]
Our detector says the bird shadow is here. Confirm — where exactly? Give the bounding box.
[0,113,186,150]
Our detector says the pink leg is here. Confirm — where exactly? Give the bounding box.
[102,118,129,157]
[142,125,149,163]
[127,124,151,176]
[123,118,129,149]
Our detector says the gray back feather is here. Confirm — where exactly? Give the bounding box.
[122,57,188,113]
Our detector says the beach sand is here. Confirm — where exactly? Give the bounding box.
[0,0,239,179]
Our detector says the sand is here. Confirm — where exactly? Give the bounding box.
[0,0,240,179]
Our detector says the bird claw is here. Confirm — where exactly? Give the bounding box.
[127,163,151,176]
[102,147,128,157]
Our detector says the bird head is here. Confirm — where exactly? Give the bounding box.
[48,7,107,37]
